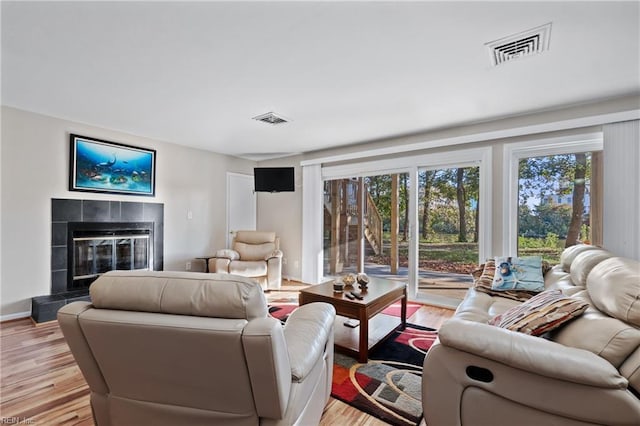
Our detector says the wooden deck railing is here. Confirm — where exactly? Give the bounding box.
[324,179,382,255]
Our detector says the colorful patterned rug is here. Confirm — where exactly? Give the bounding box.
[268,303,436,425]
[332,324,437,426]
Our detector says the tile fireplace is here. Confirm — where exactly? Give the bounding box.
[31,198,164,323]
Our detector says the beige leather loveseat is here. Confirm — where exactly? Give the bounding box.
[210,231,283,290]
[58,270,335,426]
[423,245,640,425]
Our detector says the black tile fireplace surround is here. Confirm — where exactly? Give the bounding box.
[31,198,164,323]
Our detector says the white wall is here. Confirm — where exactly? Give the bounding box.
[0,107,255,317]
[256,156,303,280]
[603,120,640,259]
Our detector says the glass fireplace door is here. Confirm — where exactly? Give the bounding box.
[73,234,150,282]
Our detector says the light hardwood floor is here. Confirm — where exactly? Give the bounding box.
[0,303,453,425]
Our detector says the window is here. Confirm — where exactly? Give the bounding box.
[504,133,603,262]
[518,152,598,263]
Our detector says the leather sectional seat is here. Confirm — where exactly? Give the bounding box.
[58,270,335,426]
[422,245,640,426]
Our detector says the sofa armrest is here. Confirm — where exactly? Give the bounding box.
[439,318,626,388]
[243,317,292,419]
[210,257,231,274]
[214,249,240,260]
[283,302,336,382]
[57,302,110,394]
[265,249,283,261]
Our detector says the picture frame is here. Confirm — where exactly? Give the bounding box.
[69,134,156,196]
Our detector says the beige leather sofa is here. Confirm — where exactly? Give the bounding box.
[423,245,640,426]
[58,270,335,426]
[210,231,283,290]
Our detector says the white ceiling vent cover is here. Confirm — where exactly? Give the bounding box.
[486,23,552,66]
[252,111,289,125]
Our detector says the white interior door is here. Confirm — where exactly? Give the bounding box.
[227,172,256,247]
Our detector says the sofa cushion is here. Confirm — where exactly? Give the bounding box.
[229,260,268,277]
[491,256,545,292]
[551,290,640,368]
[489,289,588,336]
[587,257,640,326]
[544,266,577,293]
[234,242,277,261]
[455,288,522,323]
[472,259,537,302]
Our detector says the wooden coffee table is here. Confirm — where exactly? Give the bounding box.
[299,277,407,362]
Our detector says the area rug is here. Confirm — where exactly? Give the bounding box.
[331,324,437,426]
[268,303,437,426]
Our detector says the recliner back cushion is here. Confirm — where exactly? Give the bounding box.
[234,242,276,261]
[90,271,268,320]
[550,290,640,368]
[587,257,640,326]
[78,309,258,417]
[560,244,602,272]
[235,231,276,245]
[569,249,612,287]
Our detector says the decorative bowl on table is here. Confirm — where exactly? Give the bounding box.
[356,273,369,289]
[342,273,356,287]
[332,280,345,293]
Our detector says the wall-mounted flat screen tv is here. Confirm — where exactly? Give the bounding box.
[254,167,295,192]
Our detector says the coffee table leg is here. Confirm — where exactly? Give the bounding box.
[358,309,368,363]
[400,288,407,330]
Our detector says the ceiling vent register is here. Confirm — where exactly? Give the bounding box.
[252,111,289,125]
[486,22,552,66]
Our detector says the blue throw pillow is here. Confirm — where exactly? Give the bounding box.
[491,256,545,292]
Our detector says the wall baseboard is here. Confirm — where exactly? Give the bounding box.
[0,311,31,323]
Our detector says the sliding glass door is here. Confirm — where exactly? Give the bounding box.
[323,173,410,283]
[416,166,478,303]
[316,147,491,303]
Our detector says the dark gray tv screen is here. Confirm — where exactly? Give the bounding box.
[254,167,295,192]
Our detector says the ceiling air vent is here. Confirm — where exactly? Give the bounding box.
[252,111,289,125]
[486,22,552,66]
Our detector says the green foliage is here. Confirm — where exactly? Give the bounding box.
[518,154,592,206]
[518,203,572,238]
[417,166,479,238]
[545,232,559,248]
[580,224,590,242]
[517,233,562,264]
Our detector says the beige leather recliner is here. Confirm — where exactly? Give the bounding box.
[210,231,283,290]
[58,270,335,426]
[422,245,640,426]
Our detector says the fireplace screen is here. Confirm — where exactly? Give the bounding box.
[73,233,150,281]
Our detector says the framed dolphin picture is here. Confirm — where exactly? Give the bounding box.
[69,134,156,196]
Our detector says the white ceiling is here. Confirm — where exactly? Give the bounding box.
[2,1,639,160]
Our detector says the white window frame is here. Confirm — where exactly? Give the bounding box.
[502,132,603,256]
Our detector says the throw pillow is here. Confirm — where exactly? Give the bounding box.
[491,256,545,292]
[473,259,537,302]
[489,289,589,336]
